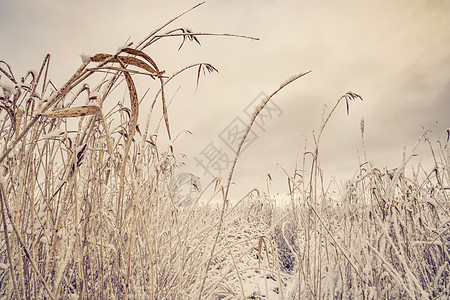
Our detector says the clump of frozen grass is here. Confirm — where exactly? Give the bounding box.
[277,102,449,298]
[0,3,260,299]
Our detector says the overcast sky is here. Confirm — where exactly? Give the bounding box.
[1,0,449,199]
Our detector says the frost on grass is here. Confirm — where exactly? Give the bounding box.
[0,79,15,99]
[42,128,64,139]
[80,53,91,64]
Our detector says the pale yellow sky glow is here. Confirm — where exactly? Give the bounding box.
[1,0,449,197]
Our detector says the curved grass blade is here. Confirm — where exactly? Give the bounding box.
[42,105,113,155]
[42,105,101,118]
[91,54,159,76]
[115,57,139,228]
[118,48,171,140]
[119,48,164,75]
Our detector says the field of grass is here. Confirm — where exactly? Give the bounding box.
[0,6,448,299]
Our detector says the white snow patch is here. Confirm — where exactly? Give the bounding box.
[116,45,127,53]
[0,165,7,187]
[280,74,300,88]
[255,99,266,114]
[42,128,63,139]
[80,53,91,64]
[0,80,15,99]
[40,236,49,244]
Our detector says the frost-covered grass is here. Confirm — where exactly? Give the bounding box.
[1,5,449,299]
[280,141,450,299]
